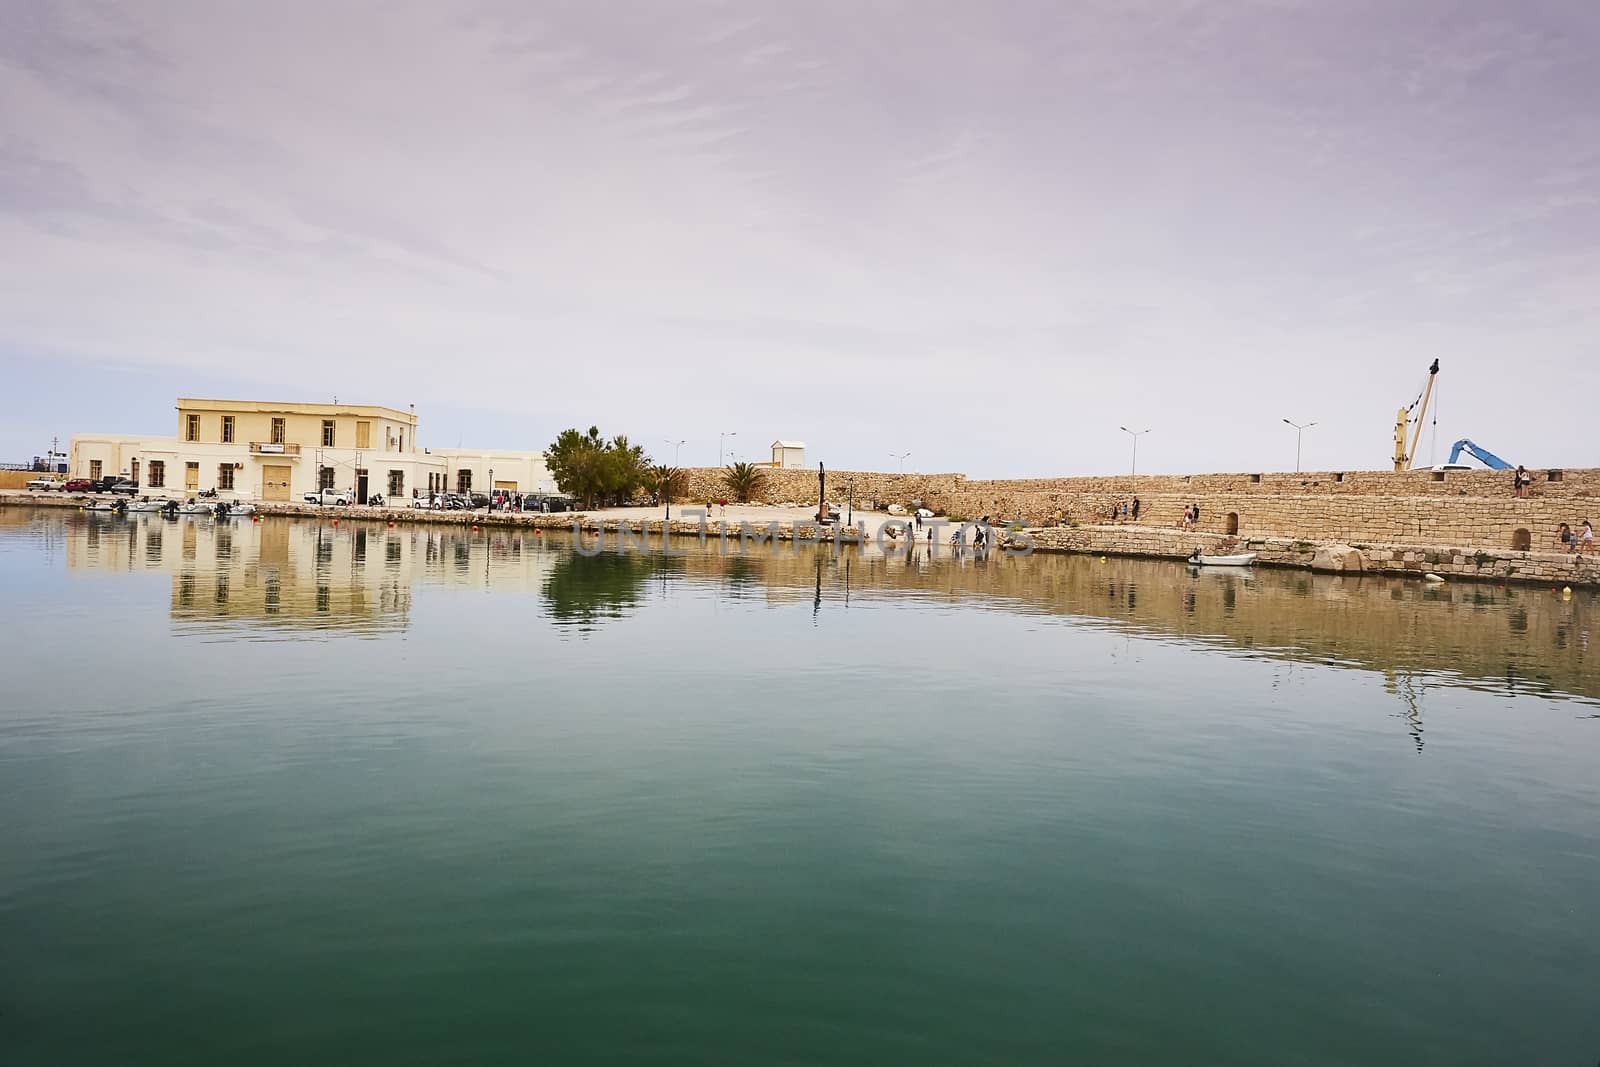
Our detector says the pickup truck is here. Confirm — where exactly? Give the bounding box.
[303,488,353,506]
[26,477,62,491]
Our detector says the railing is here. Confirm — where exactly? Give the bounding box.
[249,442,301,456]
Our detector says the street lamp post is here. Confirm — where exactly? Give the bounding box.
[1119,426,1149,494]
[665,438,685,466]
[891,451,911,473]
[719,431,736,467]
[1282,418,1317,472]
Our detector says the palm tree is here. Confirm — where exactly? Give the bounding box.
[645,464,685,505]
[723,461,765,503]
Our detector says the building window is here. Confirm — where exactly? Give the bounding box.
[131,458,140,484]
[319,465,335,491]
[271,418,286,444]
[398,431,404,452]
[185,462,199,490]
[457,469,472,494]
[356,421,372,449]
[218,464,235,490]
[388,469,404,496]
[148,460,165,488]
[89,459,102,481]
[322,420,336,447]
[222,416,235,444]
[185,414,200,442]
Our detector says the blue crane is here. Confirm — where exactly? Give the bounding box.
[1446,439,1513,470]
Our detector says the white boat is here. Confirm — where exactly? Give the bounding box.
[84,501,120,512]
[126,498,167,512]
[1189,551,1257,567]
[179,500,211,514]
[223,502,256,516]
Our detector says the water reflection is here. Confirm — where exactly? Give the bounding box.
[6,508,1593,704]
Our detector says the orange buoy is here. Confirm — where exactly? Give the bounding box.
[472,524,479,532]
[387,521,395,528]
[332,519,338,527]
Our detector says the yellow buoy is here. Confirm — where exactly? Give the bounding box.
[1563,586,1573,598]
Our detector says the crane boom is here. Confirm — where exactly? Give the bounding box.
[1393,359,1440,470]
[1446,439,1513,470]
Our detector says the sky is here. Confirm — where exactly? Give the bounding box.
[1,0,1596,477]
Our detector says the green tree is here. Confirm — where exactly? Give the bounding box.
[645,464,687,505]
[723,461,765,503]
[544,428,655,508]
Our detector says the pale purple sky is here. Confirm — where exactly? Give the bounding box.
[1,0,1596,475]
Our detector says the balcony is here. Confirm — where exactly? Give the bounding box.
[250,441,302,456]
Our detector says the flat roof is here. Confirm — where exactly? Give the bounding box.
[176,398,415,421]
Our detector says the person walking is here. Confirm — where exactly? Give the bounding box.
[1559,523,1572,549]
[1131,496,1141,522]
[1191,502,1201,529]
[1581,520,1594,554]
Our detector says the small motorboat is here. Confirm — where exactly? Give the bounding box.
[226,501,256,516]
[126,498,167,512]
[1189,550,1257,567]
[84,501,120,512]
[179,500,211,515]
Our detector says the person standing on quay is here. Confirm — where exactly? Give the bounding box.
[1131,496,1141,522]
[1581,520,1594,554]
[1514,465,1531,498]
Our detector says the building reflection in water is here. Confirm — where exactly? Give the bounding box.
[43,511,1597,708]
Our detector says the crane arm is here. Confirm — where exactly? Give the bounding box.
[1446,439,1513,471]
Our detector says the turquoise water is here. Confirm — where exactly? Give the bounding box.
[1,509,1597,1064]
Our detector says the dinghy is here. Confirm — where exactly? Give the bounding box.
[1188,550,1257,567]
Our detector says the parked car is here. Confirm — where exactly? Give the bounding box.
[26,477,60,491]
[303,488,353,506]
[94,476,122,492]
[64,478,95,492]
[107,480,139,496]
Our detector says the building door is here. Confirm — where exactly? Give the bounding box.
[357,469,369,504]
[262,464,292,501]
[185,462,200,491]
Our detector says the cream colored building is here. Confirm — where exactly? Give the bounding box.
[770,440,807,468]
[70,398,553,503]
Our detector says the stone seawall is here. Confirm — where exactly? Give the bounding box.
[676,465,1597,554]
[1027,524,1596,588]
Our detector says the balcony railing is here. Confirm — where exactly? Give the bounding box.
[249,441,301,456]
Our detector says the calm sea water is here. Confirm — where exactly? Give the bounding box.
[1,508,1597,1065]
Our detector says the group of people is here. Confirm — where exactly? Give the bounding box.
[1179,502,1202,530]
[1558,521,1594,553]
[1109,498,1141,521]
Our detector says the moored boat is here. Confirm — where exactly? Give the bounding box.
[126,498,168,512]
[1188,550,1257,567]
